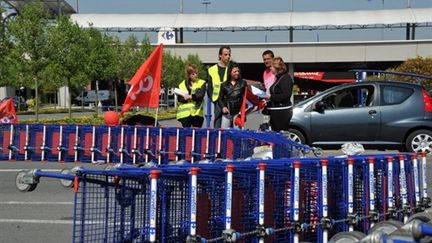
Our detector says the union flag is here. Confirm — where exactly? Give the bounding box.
[121,44,164,113]
[0,98,18,124]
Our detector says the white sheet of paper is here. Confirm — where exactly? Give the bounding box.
[173,88,188,97]
[251,85,268,98]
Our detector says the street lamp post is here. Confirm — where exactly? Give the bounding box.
[289,0,294,42]
[202,0,211,43]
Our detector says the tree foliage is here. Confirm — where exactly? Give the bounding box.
[46,16,90,118]
[2,3,205,114]
[7,2,50,120]
[0,6,10,86]
[392,56,432,90]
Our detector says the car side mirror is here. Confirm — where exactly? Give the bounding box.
[315,101,326,111]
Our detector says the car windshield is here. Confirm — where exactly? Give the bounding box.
[295,95,317,106]
[294,85,343,106]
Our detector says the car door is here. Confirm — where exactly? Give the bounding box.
[310,84,380,144]
[378,84,421,143]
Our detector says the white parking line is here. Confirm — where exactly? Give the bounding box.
[0,201,73,205]
[0,219,73,224]
[0,169,61,172]
[0,219,111,225]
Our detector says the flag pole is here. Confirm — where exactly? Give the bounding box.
[154,107,159,127]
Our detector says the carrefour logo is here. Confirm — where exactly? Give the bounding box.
[162,31,174,40]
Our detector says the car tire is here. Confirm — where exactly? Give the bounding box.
[406,129,432,153]
[288,128,306,144]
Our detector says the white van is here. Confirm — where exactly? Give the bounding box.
[74,90,113,106]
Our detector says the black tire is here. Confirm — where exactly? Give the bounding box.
[288,128,306,144]
[405,129,432,153]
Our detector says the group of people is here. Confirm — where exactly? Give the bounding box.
[175,46,293,132]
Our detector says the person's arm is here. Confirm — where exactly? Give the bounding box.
[177,84,187,103]
[192,83,206,102]
[270,75,293,102]
[218,84,229,113]
[206,74,214,98]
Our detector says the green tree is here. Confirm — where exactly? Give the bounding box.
[110,35,144,109]
[7,2,50,121]
[393,56,432,90]
[0,7,9,85]
[185,54,207,81]
[162,52,184,88]
[84,28,117,115]
[46,16,90,119]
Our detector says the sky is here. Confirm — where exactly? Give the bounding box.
[68,0,431,13]
[56,0,432,42]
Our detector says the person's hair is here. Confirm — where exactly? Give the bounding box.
[262,50,274,58]
[218,45,231,60]
[226,61,241,81]
[272,57,287,75]
[185,63,198,80]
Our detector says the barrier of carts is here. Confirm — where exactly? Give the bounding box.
[16,151,432,242]
[0,124,313,164]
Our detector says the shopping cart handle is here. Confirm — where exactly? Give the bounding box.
[90,147,102,153]
[23,145,35,151]
[40,145,51,151]
[8,144,19,152]
[57,146,67,151]
[73,145,83,151]
[143,149,155,157]
[118,148,130,156]
[131,148,142,156]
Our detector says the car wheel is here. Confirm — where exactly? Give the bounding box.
[288,128,306,144]
[406,129,432,153]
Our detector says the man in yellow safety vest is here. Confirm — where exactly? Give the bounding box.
[207,45,231,128]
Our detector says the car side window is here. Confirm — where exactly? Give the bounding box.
[380,85,413,105]
[321,85,374,109]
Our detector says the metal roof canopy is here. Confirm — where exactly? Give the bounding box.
[4,0,76,16]
[70,8,432,32]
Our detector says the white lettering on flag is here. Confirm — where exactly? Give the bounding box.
[130,75,154,100]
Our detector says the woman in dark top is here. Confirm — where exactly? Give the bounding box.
[266,57,293,132]
[218,62,246,128]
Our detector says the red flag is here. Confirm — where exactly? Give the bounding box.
[0,98,18,124]
[234,88,267,128]
[234,87,248,128]
[121,44,164,113]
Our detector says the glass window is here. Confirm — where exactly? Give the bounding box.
[380,85,413,105]
[321,85,374,109]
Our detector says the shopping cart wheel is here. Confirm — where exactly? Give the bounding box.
[408,212,432,223]
[390,219,432,243]
[329,231,366,243]
[369,220,404,235]
[59,168,74,188]
[16,171,37,192]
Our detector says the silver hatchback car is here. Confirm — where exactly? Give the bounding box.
[289,80,432,153]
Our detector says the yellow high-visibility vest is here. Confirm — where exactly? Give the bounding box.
[208,64,228,102]
[176,79,206,120]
